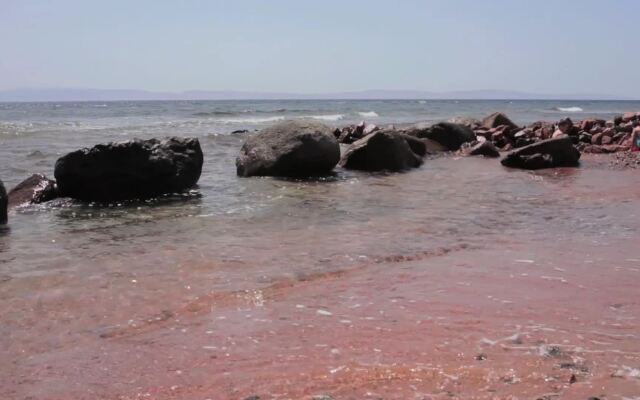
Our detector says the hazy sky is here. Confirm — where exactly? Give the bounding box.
[1,0,638,97]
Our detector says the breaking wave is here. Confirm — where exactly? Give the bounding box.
[357,111,379,118]
[308,114,344,121]
[555,106,584,112]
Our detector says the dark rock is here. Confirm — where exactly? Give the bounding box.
[614,115,624,125]
[231,129,249,134]
[404,122,475,151]
[55,137,203,202]
[578,133,592,143]
[579,119,596,132]
[591,132,604,145]
[422,138,449,154]
[482,112,518,129]
[8,174,58,208]
[339,130,423,172]
[467,141,500,158]
[236,120,340,177]
[501,137,581,170]
[243,396,260,400]
[0,179,7,225]
[482,112,519,130]
[515,137,535,148]
[400,134,427,157]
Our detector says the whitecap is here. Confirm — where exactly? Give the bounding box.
[555,106,583,112]
[357,111,379,118]
[418,100,427,104]
[307,114,344,121]
[217,116,286,124]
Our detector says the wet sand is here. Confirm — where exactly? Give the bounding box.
[1,155,639,399]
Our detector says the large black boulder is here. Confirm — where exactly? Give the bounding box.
[0,179,7,224]
[404,122,475,151]
[54,137,203,201]
[236,120,340,177]
[501,137,581,170]
[8,174,58,208]
[339,130,423,172]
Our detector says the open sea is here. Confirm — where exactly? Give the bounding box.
[1,99,640,399]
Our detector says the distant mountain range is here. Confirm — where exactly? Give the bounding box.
[0,88,632,102]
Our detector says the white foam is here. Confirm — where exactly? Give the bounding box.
[217,116,286,124]
[556,106,583,112]
[307,114,344,121]
[357,111,379,118]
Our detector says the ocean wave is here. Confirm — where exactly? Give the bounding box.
[308,114,344,121]
[357,111,379,118]
[555,106,584,112]
[216,116,287,124]
[193,108,311,117]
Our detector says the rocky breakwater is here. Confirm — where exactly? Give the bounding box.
[55,137,203,202]
[462,111,639,155]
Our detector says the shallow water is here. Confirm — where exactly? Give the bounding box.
[1,100,640,399]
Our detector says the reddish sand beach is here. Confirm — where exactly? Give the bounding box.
[1,155,639,400]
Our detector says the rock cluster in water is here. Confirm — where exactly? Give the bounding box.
[464,111,640,154]
[1,111,639,225]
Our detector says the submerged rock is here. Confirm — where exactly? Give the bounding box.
[339,130,423,172]
[55,137,203,201]
[236,120,340,177]
[0,179,7,224]
[8,174,58,208]
[404,122,475,151]
[501,137,581,170]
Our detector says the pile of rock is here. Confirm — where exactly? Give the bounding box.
[462,111,639,154]
[236,120,479,175]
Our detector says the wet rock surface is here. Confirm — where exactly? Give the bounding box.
[404,121,476,151]
[8,173,58,208]
[0,179,7,224]
[501,137,581,170]
[339,130,423,171]
[465,140,501,158]
[55,137,203,202]
[236,120,340,177]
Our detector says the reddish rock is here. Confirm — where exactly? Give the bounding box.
[583,144,629,153]
[601,136,613,145]
[622,112,637,122]
[579,119,596,132]
[603,127,615,137]
[591,132,604,145]
[8,174,58,208]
